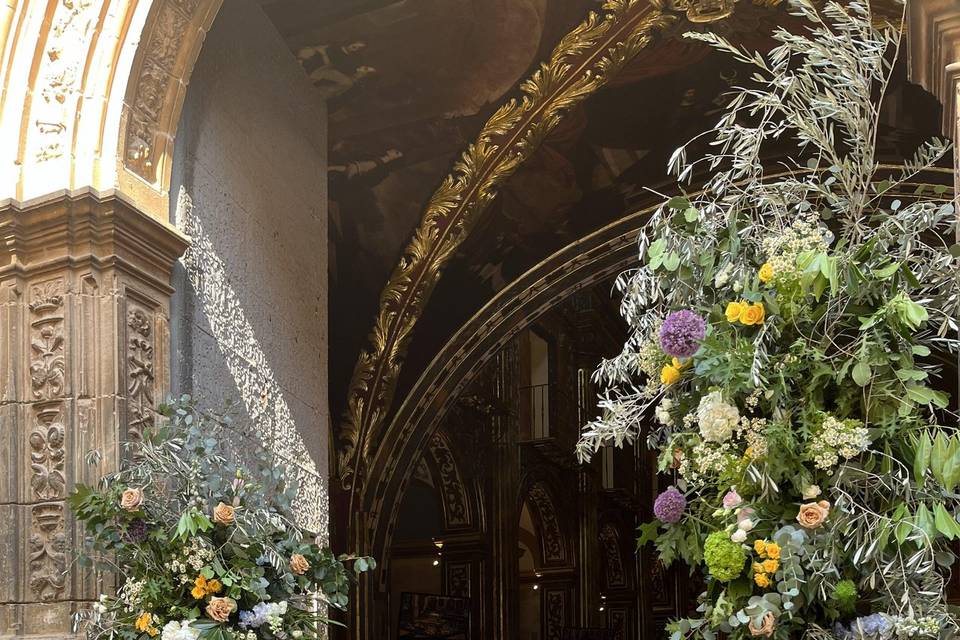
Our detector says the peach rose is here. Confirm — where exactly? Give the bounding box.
[797,500,830,529]
[748,612,776,637]
[205,597,236,623]
[120,487,144,511]
[213,502,235,525]
[289,553,310,575]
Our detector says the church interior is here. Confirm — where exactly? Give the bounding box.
[1,1,959,640]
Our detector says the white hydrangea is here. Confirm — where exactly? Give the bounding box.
[161,620,200,640]
[697,391,740,443]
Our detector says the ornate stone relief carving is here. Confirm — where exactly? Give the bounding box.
[29,282,65,401]
[445,562,471,598]
[599,523,626,589]
[30,407,66,501]
[124,0,208,183]
[29,502,67,600]
[544,589,565,640]
[33,0,98,162]
[127,308,156,442]
[427,433,470,529]
[527,482,565,564]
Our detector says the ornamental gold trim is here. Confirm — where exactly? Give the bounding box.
[337,0,678,492]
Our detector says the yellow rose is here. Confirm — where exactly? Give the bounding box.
[762,559,779,574]
[754,540,767,557]
[748,612,777,638]
[205,579,222,595]
[289,553,311,576]
[213,502,235,526]
[205,597,236,623]
[120,487,144,511]
[764,542,781,560]
[758,263,774,283]
[725,301,744,323]
[739,303,765,326]
[796,500,830,529]
[660,364,681,385]
[754,572,771,588]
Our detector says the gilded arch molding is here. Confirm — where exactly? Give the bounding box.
[0,0,221,218]
[337,0,679,495]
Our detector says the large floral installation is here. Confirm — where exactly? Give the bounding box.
[577,1,960,638]
[69,396,374,640]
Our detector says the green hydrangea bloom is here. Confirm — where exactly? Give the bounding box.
[833,579,857,614]
[703,531,746,582]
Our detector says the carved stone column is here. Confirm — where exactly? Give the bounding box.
[0,191,188,638]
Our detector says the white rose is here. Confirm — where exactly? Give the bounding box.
[738,518,755,532]
[802,484,821,499]
[730,529,748,543]
[697,391,740,443]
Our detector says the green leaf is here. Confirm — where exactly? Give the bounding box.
[935,503,957,540]
[684,207,699,223]
[851,361,872,387]
[663,252,681,272]
[872,262,900,279]
[647,238,666,259]
[667,196,690,210]
[914,432,932,485]
[637,521,660,548]
[931,433,948,487]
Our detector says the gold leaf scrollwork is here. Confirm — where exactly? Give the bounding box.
[337,1,677,493]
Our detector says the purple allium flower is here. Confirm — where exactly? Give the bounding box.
[659,310,706,358]
[124,518,149,544]
[653,487,687,524]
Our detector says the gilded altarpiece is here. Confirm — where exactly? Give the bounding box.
[0,194,186,638]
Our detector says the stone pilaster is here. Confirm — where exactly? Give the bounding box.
[0,190,188,638]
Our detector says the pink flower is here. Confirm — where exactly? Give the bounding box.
[737,507,755,523]
[723,490,742,509]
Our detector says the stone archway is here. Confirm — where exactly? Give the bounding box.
[0,0,222,217]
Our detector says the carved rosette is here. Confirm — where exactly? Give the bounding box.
[127,308,156,442]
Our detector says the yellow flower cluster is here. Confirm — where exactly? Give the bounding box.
[725,300,765,326]
[758,262,774,284]
[134,612,160,637]
[191,574,223,600]
[752,540,781,589]
[660,357,689,385]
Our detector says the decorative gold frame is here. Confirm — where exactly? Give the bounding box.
[337,0,678,497]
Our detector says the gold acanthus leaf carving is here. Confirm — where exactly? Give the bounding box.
[337,0,677,492]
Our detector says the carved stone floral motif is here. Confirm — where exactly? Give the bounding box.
[127,309,155,441]
[528,482,564,564]
[599,523,626,589]
[29,282,65,400]
[28,503,67,600]
[544,590,565,640]
[427,434,470,528]
[30,407,66,501]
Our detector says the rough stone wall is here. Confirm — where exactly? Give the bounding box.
[169,0,329,534]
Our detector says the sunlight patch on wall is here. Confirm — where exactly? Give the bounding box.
[175,186,328,537]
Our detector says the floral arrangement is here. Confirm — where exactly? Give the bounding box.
[69,396,374,640]
[577,1,960,638]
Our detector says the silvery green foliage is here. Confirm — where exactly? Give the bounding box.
[576,0,956,459]
[578,0,960,636]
